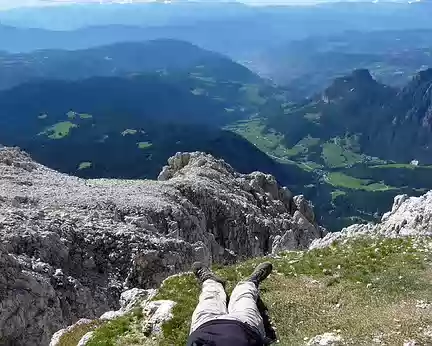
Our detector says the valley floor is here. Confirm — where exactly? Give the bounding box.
[60,237,432,345]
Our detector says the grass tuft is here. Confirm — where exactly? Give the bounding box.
[58,321,101,346]
[86,309,144,346]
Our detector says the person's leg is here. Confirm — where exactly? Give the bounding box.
[226,262,273,338]
[190,279,228,333]
[190,262,228,334]
[227,281,265,336]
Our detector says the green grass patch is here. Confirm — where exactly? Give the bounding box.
[227,118,293,161]
[326,172,394,192]
[322,142,364,168]
[40,121,78,139]
[371,163,432,170]
[151,237,432,346]
[287,136,321,158]
[121,129,138,136]
[137,142,153,150]
[78,162,92,170]
[227,119,325,171]
[297,161,323,172]
[86,309,144,346]
[58,320,102,346]
[154,275,201,345]
[331,189,347,201]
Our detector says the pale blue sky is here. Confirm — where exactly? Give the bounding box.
[0,0,321,10]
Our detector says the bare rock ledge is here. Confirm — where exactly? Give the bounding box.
[0,148,325,345]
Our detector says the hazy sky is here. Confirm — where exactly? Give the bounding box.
[0,0,317,10]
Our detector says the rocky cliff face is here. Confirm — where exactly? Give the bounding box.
[0,147,325,346]
[310,192,432,250]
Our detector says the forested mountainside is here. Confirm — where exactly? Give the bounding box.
[267,68,432,165]
[229,68,432,229]
[0,39,260,91]
[0,73,301,182]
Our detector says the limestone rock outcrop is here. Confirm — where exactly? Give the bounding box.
[310,192,432,250]
[0,148,325,345]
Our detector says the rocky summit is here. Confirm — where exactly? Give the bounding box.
[0,147,325,346]
[310,192,432,249]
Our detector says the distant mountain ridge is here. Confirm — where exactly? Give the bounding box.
[0,39,260,90]
[259,29,432,96]
[3,1,432,65]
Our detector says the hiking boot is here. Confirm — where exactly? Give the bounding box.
[247,262,273,287]
[192,262,226,286]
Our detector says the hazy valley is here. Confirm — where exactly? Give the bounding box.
[1,2,432,345]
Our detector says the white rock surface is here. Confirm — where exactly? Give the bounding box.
[403,341,419,346]
[0,148,325,345]
[306,332,343,345]
[423,325,432,339]
[143,300,177,335]
[310,192,432,250]
[77,332,94,346]
[100,288,157,321]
